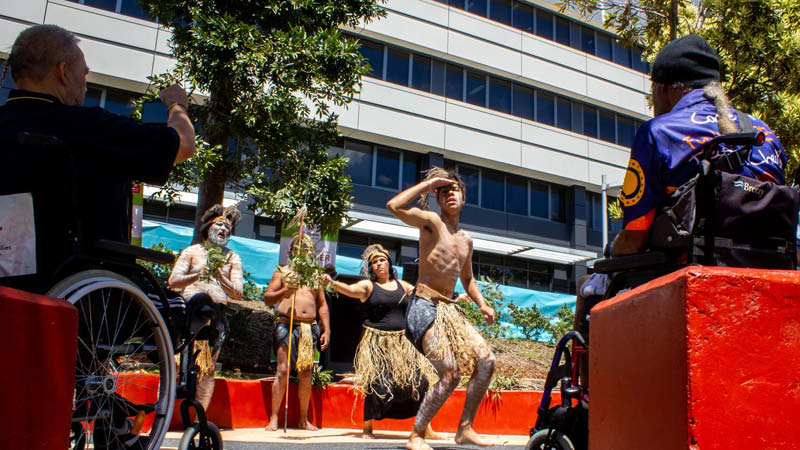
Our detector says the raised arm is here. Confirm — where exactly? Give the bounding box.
[316,288,331,350]
[386,177,452,228]
[159,84,195,164]
[263,268,294,307]
[322,276,372,302]
[168,246,203,290]
[459,238,495,325]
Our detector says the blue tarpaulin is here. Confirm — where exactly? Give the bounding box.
[143,220,575,338]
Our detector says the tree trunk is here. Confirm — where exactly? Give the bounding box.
[670,0,678,40]
[192,166,227,244]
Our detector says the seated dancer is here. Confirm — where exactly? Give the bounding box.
[323,244,439,439]
[387,167,497,450]
[168,205,243,410]
[263,234,330,431]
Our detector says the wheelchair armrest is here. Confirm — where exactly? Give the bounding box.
[94,239,176,265]
[593,251,667,274]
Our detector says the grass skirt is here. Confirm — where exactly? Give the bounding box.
[429,302,490,377]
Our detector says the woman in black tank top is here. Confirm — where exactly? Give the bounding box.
[324,245,438,439]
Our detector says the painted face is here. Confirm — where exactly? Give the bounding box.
[436,182,464,211]
[370,255,390,280]
[207,219,231,247]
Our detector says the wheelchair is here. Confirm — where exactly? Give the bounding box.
[527,121,798,450]
[0,132,222,449]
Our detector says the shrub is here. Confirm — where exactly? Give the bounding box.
[458,277,508,339]
[508,303,550,341]
[312,365,334,390]
[546,303,575,344]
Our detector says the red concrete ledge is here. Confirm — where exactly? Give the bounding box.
[124,373,554,435]
[590,266,800,450]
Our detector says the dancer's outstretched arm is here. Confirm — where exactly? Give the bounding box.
[323,276,372,302]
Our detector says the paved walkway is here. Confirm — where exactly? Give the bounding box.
[162,427,530,449]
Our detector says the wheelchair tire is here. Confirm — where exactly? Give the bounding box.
[177,422,223,450]
[48,270,175,450]
[526,429,575,450]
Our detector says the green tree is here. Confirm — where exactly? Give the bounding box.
[508,303,550,340]
[136,0,386,242]
[458,277,508,339]
[559,0,800,177]
[546,303,575,344]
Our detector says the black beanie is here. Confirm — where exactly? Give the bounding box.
[651,35,720,87]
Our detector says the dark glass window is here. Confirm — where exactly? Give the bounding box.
[581,26,595,54]
[466,71,486,107]
[466,0,487,16]
[583,105,598,138]
[359,40,384,78]
[445,64,463,100]
[482,169,505,211]
[489,77,511,114]
[556,17,571,46]
[506,174,528,215]
[617,116,636,148]
[375,148,401,189]
[632,47,649,73]
[120,0,152,20]
[402,152,419,190]
[531,182,549,218]
[536,10,554,40]
[84,85,102,108]
[431,60,446,96]
[104,88,136,117]
[572,103,583,133]
[550,185,566,222]
[343,141,373,186]
[449,0,466,7]
[84,0,117,12]
[489,0,512,25]
[386,47,410,86]
[613,40,631,67]
[458,165,480,205]
[513,85,534,120]
[412,55,432,92]
[599,109,616,143]
[556,97,572,131]
[588,193,602,230]
[570,23,582,50]
[596,33,612,61]
[537,91,555,126]
[512,2,533,32]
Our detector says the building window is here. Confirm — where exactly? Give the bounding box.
[550,185,566,222]
[632,47,650,73]
[587,192,602,230]
[489,0,512,25]
[386,47,410,86]
[481,169,505,212]
[84,85,102,107]
[358,40,384,78]
[343,141,373,186]
[506,174,528,215]
[104,87,137,117]
[555,17,571,46]
[599,109,616,143]
[581,26,595,55]
[489,77,512,114]
[466,71,486,107]
[412,55,432,92]
[537,91,555,126]
[613,40,632,67]
[512,2,533,32]
[535,10,554,40]
[457,165,480,205]
[531,182,549,218]
[466,0,488,17]
[70,0,153,21]
[375,148,401,189]
[596,33,612,61]
[512,85,534,120]
[556,97,572,131]
[617,116,636,148]
[445,64,464,101]
[583,105,598,138]
[402,152,420,190]
[431,60,446,96]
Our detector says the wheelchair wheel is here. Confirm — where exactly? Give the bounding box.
[69,422,85,450]
[177,422,222,450]
[48,270,175,450]
[526,429,575,450]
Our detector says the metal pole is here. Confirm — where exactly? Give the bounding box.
[601,174,609,252]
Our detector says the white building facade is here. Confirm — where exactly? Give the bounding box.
[0,0,650,294]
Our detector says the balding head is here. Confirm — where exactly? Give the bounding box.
[8,25,88,105]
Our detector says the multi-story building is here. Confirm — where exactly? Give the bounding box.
[1,0,648,297]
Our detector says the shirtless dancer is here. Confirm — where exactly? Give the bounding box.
[263,234,330,431]
[387,167,497,450]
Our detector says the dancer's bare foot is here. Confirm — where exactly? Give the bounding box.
[455,426,494,446]
[360,431,375,439]
[424,424,442,440]
[298,420,318,431]
[405,431,433,450]
[265,417,278,431]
